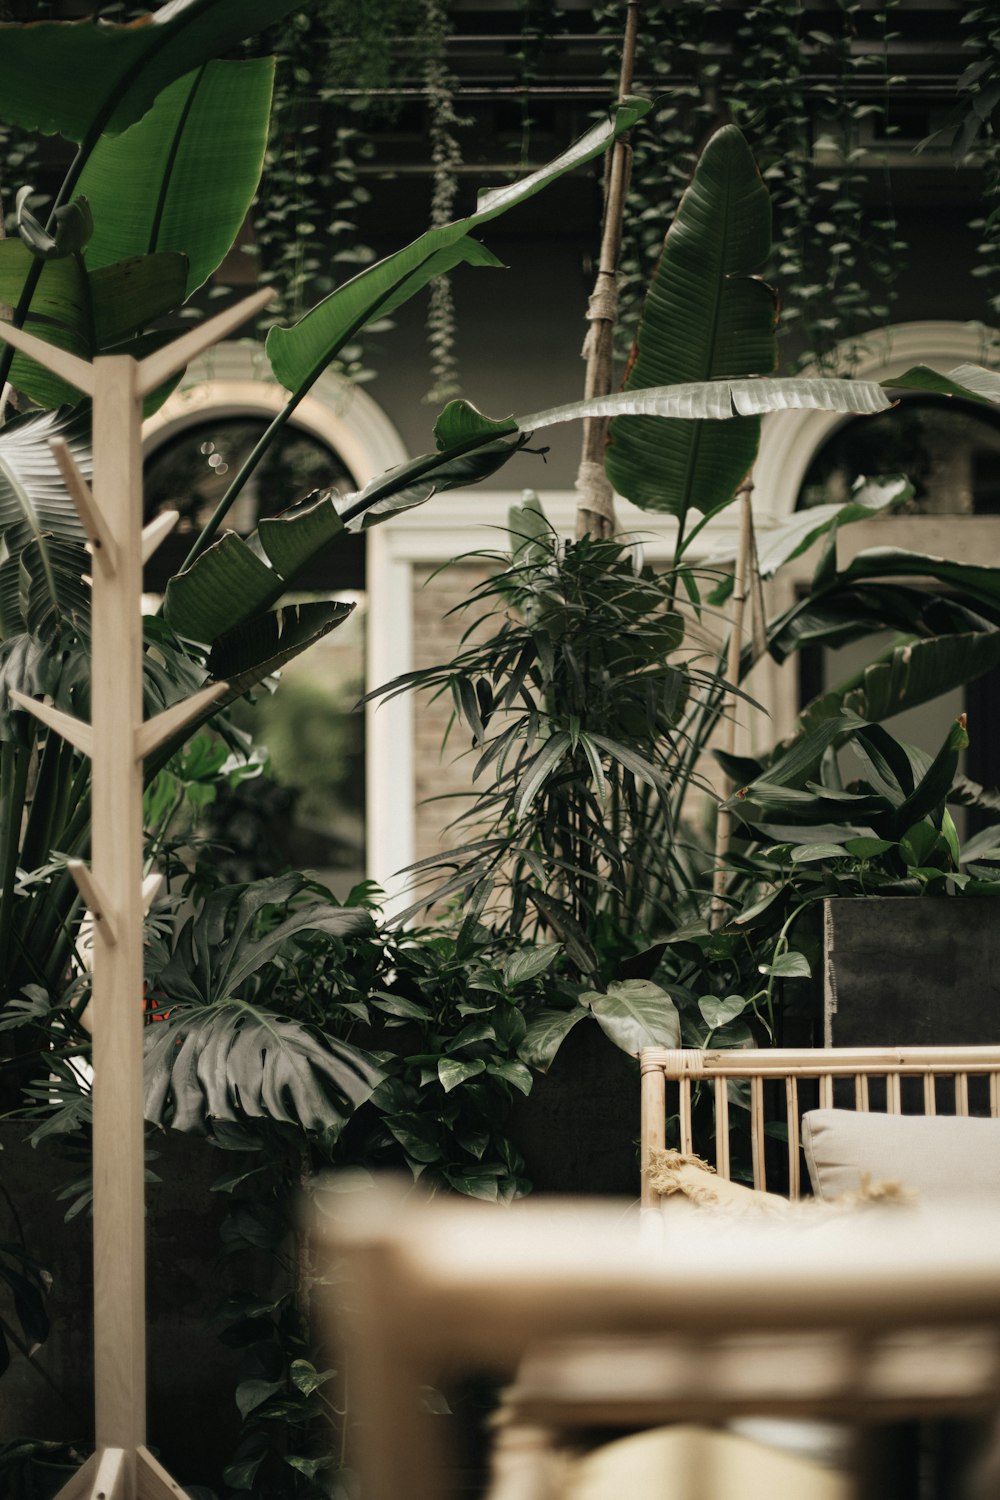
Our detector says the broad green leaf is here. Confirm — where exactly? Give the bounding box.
[235,1378,284,1419]
[487,1059,533,1096]
[887,362,1000,406]
[837,632,1000,724]
[143,1000,379,1134]
[342,436,528,531]
[434,401,518,451]
[582,979,681,1054]
[78,58,274,296]
[516,375,891,433]
[266,98,652,391]
[843,836,896,858]
[501,942,561,987]
[605,124,776,521]
[205,601,354,699]
[0,241,187,405]
[519,1006,588,1071]
[437,1057,486,1093]
[789,843,848,863]
[164,490,345,642]
[0,0,302,142]
[698,994,747,1030]
[758,951,811,979]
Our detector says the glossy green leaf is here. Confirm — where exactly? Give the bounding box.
[605,124,776,521]
[501,943,561,986]
[843,836,896,858]
[78,58,274,296]
[437,1057,486,1093]
[887,362,1000,406]
[788,843,848,863]
[433,401,518,451]
[342,436,528,532]
[517,375,891,434]
[266,98,652,391]
[583,979,681,1055]
[0,0,301,142]
[164,490,345,642]
[698,994,746,1030]
[205,601,355,699]
[759,951,811,978]
[518,1006,588,1071]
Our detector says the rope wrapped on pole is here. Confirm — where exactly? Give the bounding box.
[574,0,641,542]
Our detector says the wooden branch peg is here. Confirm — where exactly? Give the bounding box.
[0,319,95,397]
[141,510,179,564]
[49,437,117,568]
[136,288,274,398]
[141,873,164,914]
[67,860,119,946]
[8,690,93,757]
[133,681,229,761]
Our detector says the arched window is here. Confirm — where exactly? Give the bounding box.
[752,321,1000,815]
[142,345,408,898]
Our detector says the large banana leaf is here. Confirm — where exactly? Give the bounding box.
[0,243,187,407]
[77,58,274,297]
[0,0,300,142]
[143,1001,379,1134]
[265,98,653,393]
[604,124,777,522]
[0,408,90,558]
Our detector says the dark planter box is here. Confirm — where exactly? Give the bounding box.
[824,896,1000,1047]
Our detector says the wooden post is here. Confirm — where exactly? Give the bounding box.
[0,288,270,1500]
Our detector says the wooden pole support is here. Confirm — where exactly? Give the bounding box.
[136,288,274,397]
[49,437,117,568]
[67,860,119,947]
[134,681,230,761]
[141,873,164,914]
[140,510,179,564]
[0,318,95,397]
[8,691,94,758]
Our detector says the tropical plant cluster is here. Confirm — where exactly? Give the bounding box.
[0,3,999,1495]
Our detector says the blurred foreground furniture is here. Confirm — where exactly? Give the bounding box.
[319,1179,1000,1500]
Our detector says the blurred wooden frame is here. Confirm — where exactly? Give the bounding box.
[320,1180,1000,1500]
[639,1044,1000,1206]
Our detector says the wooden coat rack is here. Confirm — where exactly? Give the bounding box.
[0,288,272,1500]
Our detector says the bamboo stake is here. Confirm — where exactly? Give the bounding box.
[709,479,754,929]
[574,0,641,541]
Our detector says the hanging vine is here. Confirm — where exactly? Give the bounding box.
[594,0,905,373]
[953,5,1000,358]
[422,0,468,405]
[246,0,422,381]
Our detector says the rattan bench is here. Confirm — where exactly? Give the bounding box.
[639,1044,1000,1207]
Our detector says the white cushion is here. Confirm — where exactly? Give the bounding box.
[803,1109,1000,1201]
[562,1423,851,1500]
